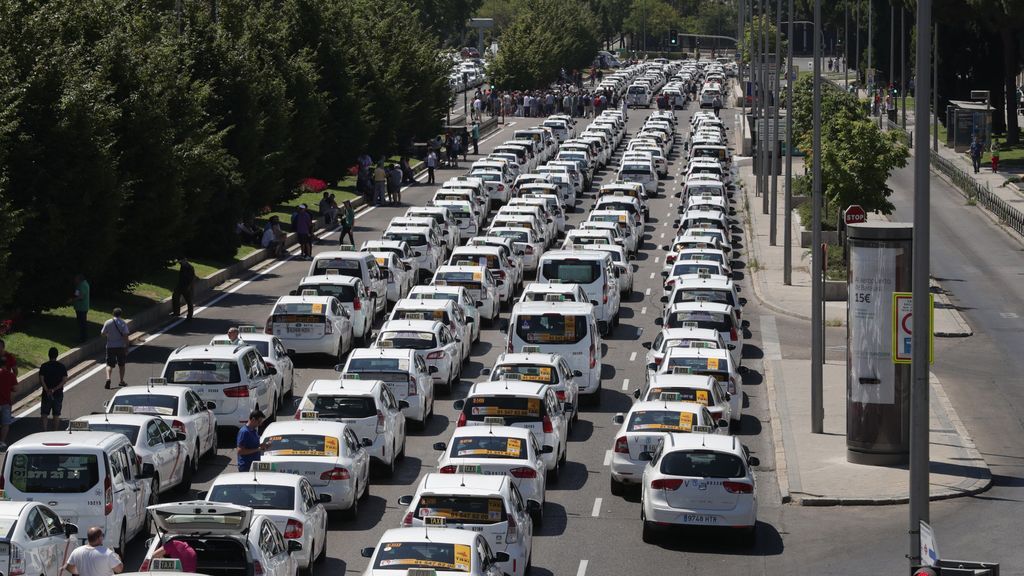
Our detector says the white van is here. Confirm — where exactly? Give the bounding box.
[2,428,156,556]
[506,301,603,404]
[536,250,620,333]
[627,84,652,108]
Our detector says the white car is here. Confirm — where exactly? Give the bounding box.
[145,502,300,576]
[258,417,371,519]
[455,381,568,481]
[360,239,421,283]
[389,298,472,366]
[433,264,501,325]
[296,378,407,477]
[210,331,294,411]
[383,225,444,282]
[267,294,354,362]
[518,282,589,305]
[656,347,744,430]
[465,236,525,291]
[359,527,509,576]
[408,285,481,344]
[397,473,536,576]
[104,381,219,474]
[308,250,388,317]
[641,433,759,545]
[369,251,415,305]
[296,275,376,346]
[76,413,191,495]
[661,301,743,366]
[484,351,581,427]
[0,501,79,576]
[609,400,728,495]
[634,372,734,425]
[206,472,328,572]
[486,227,544,273]
[584,243,634,294]
[642,326,729,380]
[376,319,462,394]
[342,347,435,427]
[450,246,516,305]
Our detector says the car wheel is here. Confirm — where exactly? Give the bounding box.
[194,442,202,471]
[641,508,659,544]
[531,501,544,527]
[207,429,219,458]
[382,443,396,478]
[116,524,127,558]
[305,543,316,576]
[546,458,560,483]
[610,477,625,497]
[151,475,160,499]
[743,525,758,547]
[342,488,359,520]
[179,459,193,494]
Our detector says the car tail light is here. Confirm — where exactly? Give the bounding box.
[104,474,113,515]
[506,512,519,543]
[254,561,265,576]
[426,350,445,360]
[402,512,414,526]
[9,544,24,576]
[139,560,150,572]
[264,318,273,335]
[498,184,505,192]
[664,280,675,290]
[324,321,334,334]
[526,245,535,255]
[440,465,457,474]
[723,481,753,494]
[555,390,566,402]
[728,377,737,395]
[509,467,537,479]
[542,414,554,433]
[667,254,676,264]
[614,436,629,454]
[320,467,350,481]
[224,385,250,398]
[353,297,362,311]
[456,412,467,427]
[730,326,738,341]
[171,420,186,436]
[651,479,683,490]
[376,410,385,433]
[589,341,596,369]
[408,377,418,396]
[653,356,663,367]
[284,519,303,539]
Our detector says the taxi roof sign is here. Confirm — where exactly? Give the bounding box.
[659,392,683,402]
[300,289,319,296]
[324,269,340,275]
[337,244,356,251]
[69,421,91,432]
[238,325,259,334]
[252,461,277,472]
[299,411,319,420]
[112,405,135,414]
[672,366,693,375]
[483,416,506,426]
[692,425,715,434]
[521,345,542,354]
[149,558,183,572]
[148,377,168,386]
[423,515,447,527]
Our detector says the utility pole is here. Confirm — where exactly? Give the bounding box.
[909,0,932,566]
[784,0,794,285]
[811,0,824,434]
[739,0,745,117]
[868,0,873,93]
[770,0,781,245]
[890,2,895,91]
[855,1,860,86]
[844,3,849,88]
[760,0,769,215]
[932,25,939,151]
[901,7,906,129]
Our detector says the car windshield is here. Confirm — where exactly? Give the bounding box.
[627,410,695,432]
[514,314,588,345]
[8,453,99,493]
[164,360,241,384]
[660,451,745,478]
[672,264,721,277]
[85,423,141,444]
[208,484,294,510]
[664,356,730,381]
[450,436,528,460]
[621,165,650,174]
[373,542,471,572]
[489,230,529,243]
[541,260,600,283]
[312,395,377,419]
[109,394,179,416]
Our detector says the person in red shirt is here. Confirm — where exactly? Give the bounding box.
[151,540,197,573]
[0,339,18,451]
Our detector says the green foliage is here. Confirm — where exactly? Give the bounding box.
[741,15,787,63]
[623,0,680,43]
[489,0,600,89]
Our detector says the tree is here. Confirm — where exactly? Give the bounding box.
[742,14,787,63]
[410,0,484,46]
[623,0,680,49]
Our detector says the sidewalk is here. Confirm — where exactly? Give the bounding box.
[737,156,992,505]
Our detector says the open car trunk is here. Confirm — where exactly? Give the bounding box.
[168,536,250,576]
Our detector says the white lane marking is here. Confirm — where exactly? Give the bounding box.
[577,560,590,576]
[603,450,612,466]
[649,272,655,279]
[660,232,665,238]
[622,378,631,391]
[663,221,668,227]
[640,307,647,315]
[761,314,782,361]
[629,351,637,362]
[645,287,651,296]
[654,256,660,263]
[1001,312,1019,319]
[591,498,602,517]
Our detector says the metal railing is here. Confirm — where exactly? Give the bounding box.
[929,152,1024,237]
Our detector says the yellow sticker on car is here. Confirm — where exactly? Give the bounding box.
[454,544,471,570]
[695,390,710,406]
[678,412,694,431]
[375,257,387,266]
[324,436,339,456]
[311,303,324,314]
[707,358,719,370]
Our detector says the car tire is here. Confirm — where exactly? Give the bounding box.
[116,524,127,558]
[531,502,544,527]
[179,459,193,494]
[305,543,316,576]
[743,525,758,547]
[546,458,560,483]
[641,509,659,544]
[382,443,396,478]
[207,430,219,458]
[194,442,202,470]
[342,489,359,520]
[151,475,160,500]
[610,477,625,496]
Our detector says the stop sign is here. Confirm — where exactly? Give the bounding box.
[844,205,867,225]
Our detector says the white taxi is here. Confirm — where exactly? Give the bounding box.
[369,251,415,305]
[259,416,371,519]
[518,283,589,305]
[230,328,296,405]
[450,247,515,305]
[383,225,443,282]
[296,274,376,345]
[0,501,79,576]
[486,227,544,273]
[76,412,191,495]
[661,301,743,367]
[266,294,354,362]
[484,351,581,427]
[634,372,733,424]
[359,527,509,576]
[641,433,759,545]
[360,239,421,282]
[376,320,462,394]
[609,400,728,495]
[389,298,472,366]
[206,471,328,572]
[308,250,388,317]
[398,473,536,576]
[408,285,481,344]
[432,265,500,326]
[642,326,729,380]
[656,348,744,430]
[342,347,435,427]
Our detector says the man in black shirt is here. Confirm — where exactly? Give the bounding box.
[172,257,196,319]
[38,347,67,431]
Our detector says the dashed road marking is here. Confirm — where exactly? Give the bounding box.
[649,272,655,279]
[660,232,665,238]
[591,498,603,517]
[645,287,651,296]
[622,378,631,391]
[577,560,590,576]
[603,450,612,466]
[654,256,660,263]
[629,351,637,362]
[640,307,647,315]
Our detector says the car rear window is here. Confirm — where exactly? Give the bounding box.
[273,302,329,317]
[450,436,527,460]
[109,394,179,416]
[464,396,542,424]
[384,231,427,246]
[621,165,650,174]
[208,484,294,510]
[8,454,99,493]
[264,434,339,457]
[489,229,529,242]
[299,283,357,303]
[86,424,141,444]
[660,451,745,478]
[646,387,712,405]
[672,289,734,307]
[373,542,471,572]
[312,257,362,277]
[541,260,601,284]
[667,310,732,332]
[392,309,449,324]
[514,314,588,345]
[627,410,696,432]
[671,263,722,277]
[493,364,557,384]
[415,495,508,524]
[164,360,241,384]
[664,356,730,380]
[312,396,377,419]
[378,331,437,350]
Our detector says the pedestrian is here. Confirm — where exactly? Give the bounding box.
[969,138,983,173]
[399,156,415,184]
[0,339,16,451]
[236,409,270,472]
[471,122,480,155]
[712,94,722,117]
[426,149,437,184]
[991,139,1000,173]
[261,216,285,258]
[38,347,66,432]
[388,163,403,205]
[235,218,260,245]
[101,308,129,389]
[444,133,455,167]
[64,527,123,576]
[225,327,243,345]
[339,200,355,245]
[452,134,462,168]
[150,540,197,574]
[171,257,195,319]
[472,96,482,122]
[460,129,469,162]
[318,191,333,226]
[294,204,314,260]
[373,161,387,207]
[71,274,90,343]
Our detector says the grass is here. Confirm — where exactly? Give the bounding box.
[825,244,847,281]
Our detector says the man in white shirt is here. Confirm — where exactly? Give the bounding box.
[65,527,123,576]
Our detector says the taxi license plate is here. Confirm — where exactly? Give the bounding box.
[286,325,315,335]
[457,465,482,474]
[643,444,658,454]
[682,514,719,525]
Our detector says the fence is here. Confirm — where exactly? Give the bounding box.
[929,152,1024,237]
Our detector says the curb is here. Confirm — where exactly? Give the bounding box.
[760,356,791,504]
[931,281,973,338]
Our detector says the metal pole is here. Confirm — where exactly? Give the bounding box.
[760,0,769,213]
[901,7,906,129]
[770,0,781,245]
[739,0,745,118]
[784,0,794,285]
[811,0,824,434]
[890,2,895,90]
[642,0,647,54]
[932,25,938,151]
[845,3,849,88]
[855,1,860,87]
[868,0,873,93]
[909,0,931,566]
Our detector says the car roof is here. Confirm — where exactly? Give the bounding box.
[649,373,718,387]
[494,352,563,366]
[629,400,707,414]
[0,501,31,517]
[305,378,381,395]
[274,295,336,306]
[10,431,128,450]
[660,327,722,339]
[667,301,733,313]
[300,274,361,286]
[513,301,596,315]
[379,319,444,332]
[664,347,731,360]
[168,344,252,360]
[450,424,533,440]
[452,245,502,256]
[211,472,305,488]
[664,432,744,454]
[261,419,346,437]
[469,380,550,398]
[378,527,479,546]
[349,347,417,360]
[314,251,371,261]
[540,249,609,261]
[112,385,191,397]
[78,414,158,426]
[523,282,584,292]
[673,275,734,289]
[419,472,509,495]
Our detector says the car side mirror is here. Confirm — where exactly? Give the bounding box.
[265,365,278,375]
[638,451,653,462]
[319,494,333,504]
[495,552,511,564]
[527,500,542,514]
[573,370,583,378]
[748,456,760,467]
[742,320,750,329]
[206,401,216,410]
[727,344,736,350]
[562,402,574,413]
[612,413,625,425]
[285,539,302,554]
[629,254,636,261]
[176,432,187,442]
[139,463,156,479]
[541,445,555,454]
[641,341,652,350]
[289,290,298,296]
[429,366,438,374]
[433,442,447,451]
[590,300,599,306]
[64,523,79,537]
[398,400,410,410]
[646,362,657,372]
[361,437,373,447]
[717,419,729,429]
[660,270,669,278]
[398,495,414,506]
[659,295,669,304]
[481,368,491,376]
[453,399,465,410]
[633,388,641,399]
[333,363,346,373]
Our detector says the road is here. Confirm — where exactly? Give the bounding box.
[9,93,1022,573]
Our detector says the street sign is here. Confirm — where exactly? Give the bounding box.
[844,204,867,225]
[892,292,935,364]
[920,520,939,567]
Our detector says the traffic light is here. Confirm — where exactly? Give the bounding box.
[911,566,939,576]
[669,29,678,46]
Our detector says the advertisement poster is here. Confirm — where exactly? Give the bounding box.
[849,246,902,404]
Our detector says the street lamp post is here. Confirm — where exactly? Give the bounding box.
[783,0,794,285]
[932,25,938,152]
[901,7,906,129]
[760,0,769,214]
[770,0,781,246]
[868,0,873,93]
[811,0,823,434]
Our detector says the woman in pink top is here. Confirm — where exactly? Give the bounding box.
[152,540,198,573]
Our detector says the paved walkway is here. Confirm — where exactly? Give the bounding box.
[736,155,991,505]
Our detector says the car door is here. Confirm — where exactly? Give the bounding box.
[116,446,146,537]
[157,419,186,485]
[187,391,216,456]
[250,353,274,412]
[439,327,460,368]
[258,521,288,576]
[36,505,71,576]
[380,386,404,453]
[145,420,172,489]
[545,391,567,455]
[508,483,533,549]
[299,480,325,554]
[331,300,351,353]
[22,506,50,576]
[272,339,294,395]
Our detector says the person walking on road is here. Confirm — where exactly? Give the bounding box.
[64,527,123,576]
[294,204,314,260]
[72,274,90,343]
[373,161,387,207]
[969,138,983,173]
[172,257,195,319]
[471,122,480,155]
[426,150,437,184]
[0,339,16,451]
[236,409,269,472]
[339,200,355,245]
[991,139,1000,173]
[712,94,722,117]
[388,164,403,206]
[101,308,129,389]
[38,347,67,432]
